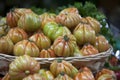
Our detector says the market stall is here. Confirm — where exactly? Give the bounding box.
[0,1,120,80]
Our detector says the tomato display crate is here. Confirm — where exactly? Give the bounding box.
[0,46,113,75]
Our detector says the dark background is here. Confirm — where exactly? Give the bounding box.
[0,0,120,32]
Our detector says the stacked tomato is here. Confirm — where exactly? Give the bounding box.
[1,55,116,80]
[0,7,115,80]
[0,7,110,57]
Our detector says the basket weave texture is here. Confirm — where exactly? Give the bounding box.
[0,46,113,75]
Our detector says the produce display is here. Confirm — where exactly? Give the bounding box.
[2,55,117,80]
[0,7,110,57]
[0,1,119,80]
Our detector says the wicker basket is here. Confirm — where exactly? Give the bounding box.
[0,46,113,75]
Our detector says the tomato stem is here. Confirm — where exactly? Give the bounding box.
[64,35,69,41]
[10,7,16,12]
[60,72,65,76]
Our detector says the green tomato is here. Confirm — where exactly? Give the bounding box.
[18,13,41,32]
[43,21,71,41]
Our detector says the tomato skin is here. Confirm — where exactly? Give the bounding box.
[29,32,51,51]
[56,13,81,30]
[60,7,79,14]
[54,73,73,80]
[14,40,39,57]
[39,47,56,58]
[56,7,81,30]
[23,74,45,80]
[53,35,76,57]
[79,17,101,34]
[95,68,116,80]
[74,67,95,80]
[80,44,99,56]
[73,23,96,46]
[18,13,41,32]
[7,27,28,44]
[0,17,10,37]
[38,69,54,80]
[39,13,56,29]
[94,35,110,52]
[9,55,40,80]
[6,8,33,28]
[50,60,78,78]
[43,22,71,41]
[0,36,14,54]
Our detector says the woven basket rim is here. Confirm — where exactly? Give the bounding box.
[0,46,113,62]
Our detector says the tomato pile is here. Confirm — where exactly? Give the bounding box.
[0,7,116,80]
[2,55,117,80]
[0,7,110,57]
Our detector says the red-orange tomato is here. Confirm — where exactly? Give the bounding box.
[7,27,28,44]
[95,68,116,80]
[94,35,110,52]
[60,7,79,14]
[74,67,95,80]
[53,35,76,57]
[6,8,33,28]
[39,47,56,58]
[80,44,99,56]
[56,13,81,30]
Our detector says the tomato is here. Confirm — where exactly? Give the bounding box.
[9,55,40,80]
[14,40,39,57]
[43,21,71,41]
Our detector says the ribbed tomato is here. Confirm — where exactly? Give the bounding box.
[7,27,28,44]
[73,22,96,46]
[53,35,76,57]
[80,44,99,56]
[18,13,41,32]
[94,35,110,52]
[60,7,79,14]
[0,17,10,37]
[9,55,40,80]
[39,47,56,58]
[50,60,78,78]
[95,68,116,80]
[54,72,73,80]
[39,13,56,29]
[74,67,95,80]
[0,36,14,54]
[80,17,101,34]
[14,40,39,57]
[6,8,33,28]
[43,21,71,41]
[56,13,81,30]
[29,32,51,51]
[39,69,54,80]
